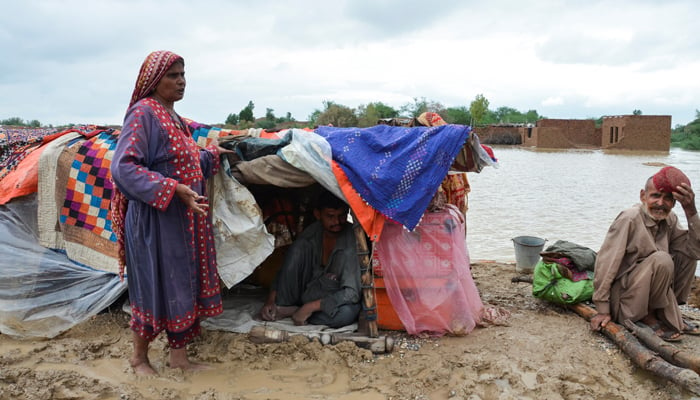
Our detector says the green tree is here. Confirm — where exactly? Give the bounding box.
[632,109,642,115]
[276,112,295,123]
[444,106,471,125]
[1,117,26,126]
[317,103,358,127]
[373,102,399,119]
[265,108,276,122]
[224,113,239,125]
[255,120,276,130]
[400,97,427,118]
[357,102,399,127]
[239,101,255,123]
[524,110,541,124]
[307,109,322,127]
[469,94,490,126]
[670,110,700,150]
[309,100,337,126]
[494,106,519,123]
[0,117,44,127]
[399,97,445,118]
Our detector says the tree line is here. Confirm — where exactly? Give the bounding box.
[0,117,42,128]
[224,94,544,130]
[671,110,700,150]
[3,95,699,151]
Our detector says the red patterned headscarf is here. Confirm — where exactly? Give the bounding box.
[128,50,184,108]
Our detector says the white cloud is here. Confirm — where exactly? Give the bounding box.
[542,97,564,107]
[1,0,699,127]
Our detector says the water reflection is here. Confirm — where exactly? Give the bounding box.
[466,146,700,267]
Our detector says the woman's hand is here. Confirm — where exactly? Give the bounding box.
[209,138,235,155]
[175,183,208,216]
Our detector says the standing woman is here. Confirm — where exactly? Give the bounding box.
[110,50,230,375]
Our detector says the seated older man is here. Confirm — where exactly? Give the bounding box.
[590,166,700,342]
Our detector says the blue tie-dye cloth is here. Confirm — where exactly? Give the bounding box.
[315,124,470,230]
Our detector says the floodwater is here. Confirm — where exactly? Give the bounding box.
[465,146,700,266]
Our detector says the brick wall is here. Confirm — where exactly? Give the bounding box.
[534,119,599,148]
[474,115,670,151]
[472,125,523,144]
[601,115,671,151]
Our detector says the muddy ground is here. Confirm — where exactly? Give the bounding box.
[2,262,700,399]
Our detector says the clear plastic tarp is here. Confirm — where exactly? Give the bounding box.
[0,194,126,338]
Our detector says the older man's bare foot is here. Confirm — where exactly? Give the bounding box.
[130,359,157,376]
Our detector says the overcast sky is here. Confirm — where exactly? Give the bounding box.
[2,0,699,127]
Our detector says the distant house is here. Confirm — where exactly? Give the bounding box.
[600,115,671,152]
[477,115,671,152]
[519,119,601,149]
[472,124,523,145]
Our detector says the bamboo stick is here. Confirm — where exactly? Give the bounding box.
[570,303,700,395]
[248,325,394,353]
[353,221,378,338]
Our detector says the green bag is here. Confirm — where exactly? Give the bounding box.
[532,261,593,305]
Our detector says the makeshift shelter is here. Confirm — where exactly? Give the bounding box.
[0,121,497,340]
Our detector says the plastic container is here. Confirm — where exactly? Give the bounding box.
[374,277,404,330]
[512,236,546,274]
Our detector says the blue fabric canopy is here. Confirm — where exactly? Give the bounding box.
[315,124,470,230]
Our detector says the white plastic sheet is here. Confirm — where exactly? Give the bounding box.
[0,194,126,338]
[278,129,345,201]
[210,158,275,288]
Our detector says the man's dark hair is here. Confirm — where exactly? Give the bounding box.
[315,190,348,211]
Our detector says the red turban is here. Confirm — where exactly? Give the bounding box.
[652,166,691,193]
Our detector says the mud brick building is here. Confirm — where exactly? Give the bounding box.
[600,115,671,151]
[490,115,672,152]
[472,124,523,145]
[520,119,601,149]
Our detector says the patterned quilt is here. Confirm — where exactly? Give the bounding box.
[38,123,239,274]
[38,128,122,272]
[60,129,119,242]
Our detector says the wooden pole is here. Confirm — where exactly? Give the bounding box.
[569,303,700,395]
[511,275,533,284]
[623,319,700,375]
[353,220,378,338]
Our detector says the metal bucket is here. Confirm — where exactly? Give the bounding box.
[512,236,546,274]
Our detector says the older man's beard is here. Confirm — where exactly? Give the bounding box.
[642,203,671,221]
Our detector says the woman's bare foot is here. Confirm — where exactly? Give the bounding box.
[131,332,157,375]
[169,348,212,372]
[170,360,213,372]
[130,359,158,376]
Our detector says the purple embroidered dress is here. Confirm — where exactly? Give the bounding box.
[110,97,222,348]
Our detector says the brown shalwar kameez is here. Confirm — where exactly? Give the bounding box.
[593,204,700,332]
